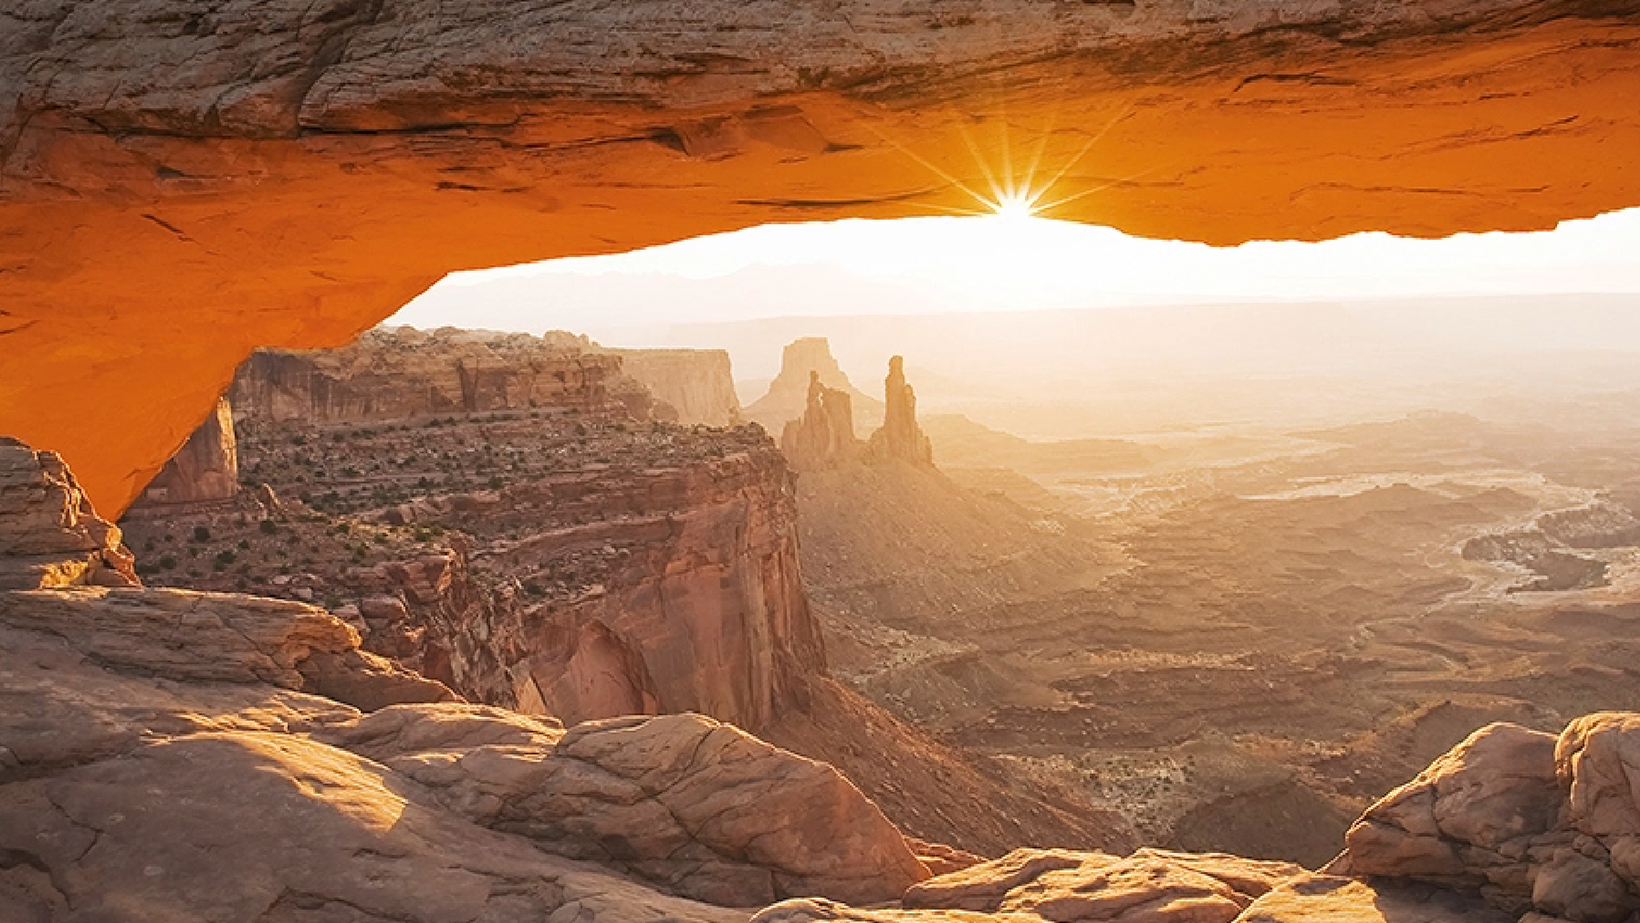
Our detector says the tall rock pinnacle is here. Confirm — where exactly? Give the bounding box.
[865,356,934,467]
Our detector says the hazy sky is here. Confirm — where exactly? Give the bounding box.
[388,206,1640,339]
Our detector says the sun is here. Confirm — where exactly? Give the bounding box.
[990,192,1038,222]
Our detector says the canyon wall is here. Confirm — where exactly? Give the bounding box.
[230,327,629,423]
[390,443,825,730]
[609,348,743,428]
[205,359,826,732]
[132,397,239,506]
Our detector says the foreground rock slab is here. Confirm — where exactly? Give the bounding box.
[1236,876,1512,923]
[758,847,1304,923]
[320,706,932,907]
[1333,714,1640,923]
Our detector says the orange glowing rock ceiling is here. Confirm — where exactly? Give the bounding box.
[2,0,1639,513]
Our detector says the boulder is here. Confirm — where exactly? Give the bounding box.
[894,847,1302,923]
[318,707,932,907]
[0,586,455,712]
[1332,715,1640,921]
[0,438,138,590]
[1235,875,1512,923]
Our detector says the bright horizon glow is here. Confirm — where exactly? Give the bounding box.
[390,207,1640,339]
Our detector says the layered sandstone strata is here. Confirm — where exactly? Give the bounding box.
[230,326,630,423]
[143,401,826,732]
[609,347,743,427]
[0,437,138,590]
[411,442,825,730]
[0,452,932,917]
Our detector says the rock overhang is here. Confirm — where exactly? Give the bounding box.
[2,0,1639,512]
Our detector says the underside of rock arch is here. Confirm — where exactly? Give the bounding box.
[2,0,1639,512]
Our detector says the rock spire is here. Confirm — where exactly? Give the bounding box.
[780,371,862,471]
[865,356,934,467]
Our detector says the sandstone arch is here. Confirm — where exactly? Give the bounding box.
[3,0,1639,512]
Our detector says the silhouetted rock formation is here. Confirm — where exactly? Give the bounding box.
[865,356,934,467]
[0,437,138,590]
[747,338,882,435]
[133,397,239,506]
[782,371,862,471]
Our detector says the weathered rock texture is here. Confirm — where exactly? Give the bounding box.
[865,356,934,467]
[755,847,1306,923]
[749,339,882,436]
[133,396,239,506]
[1331,714,1640,923]
[320,708,930,907]
[231,326,631,423]
[783,372,863,472]
[208,393,826,732]
[610,347,743,427]
[0,443,931,918]
[0,586,910,919]
[0,437,138,590]
[3,3,1640,512]
[423,444,827,730]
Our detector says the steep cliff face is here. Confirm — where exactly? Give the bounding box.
[609,348,743,427]
[132,397,239,506]
[231,326,629,423]
[407,443,824,730]
[145,392,826,732]
[0,444,933,918]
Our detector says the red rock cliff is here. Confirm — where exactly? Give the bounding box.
[231,326,629,423]
[608,348,743,428]
[132,397,239,506]
[446,444,824,729]
[199,390,825,731]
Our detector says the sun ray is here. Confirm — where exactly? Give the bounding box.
[862,96,1141,222]
[1031,162,1169,216]
[1031,104,1134,206]
[957,122,1007,211]
[860,119,999,215]
[1017,99,1064,209]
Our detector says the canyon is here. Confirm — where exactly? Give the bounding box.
[6,3,1640,919]
[12,403,1640,923]
[117,329,1132,857]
